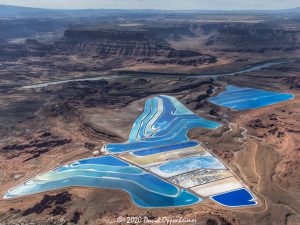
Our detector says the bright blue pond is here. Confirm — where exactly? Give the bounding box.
[4,155,202,208]
[209,85,294,110]
[132,141,199,156]
[5,177,201,208]
[72,155,129,166]
[5,95,262,208]
[138,98,158,140]
[56,164,143,174]
[146,119,219,141]
[107,120,219,153]
[128,98,153,142]
[4,95,259,208]
[151,96,220,132]
[210,188,257,207]
[105,95,221,153]
[159,156,226,173]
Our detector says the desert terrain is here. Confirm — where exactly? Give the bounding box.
[0,5,299,225]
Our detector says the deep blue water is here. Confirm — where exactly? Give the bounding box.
[72,155,129,166]
[209,85,294,110]
[210,188,257,207]
[132,141,199,156]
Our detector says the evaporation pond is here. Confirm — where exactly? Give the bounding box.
[209,85,294,110]
[4,155,201,208]
[210,188,257,207]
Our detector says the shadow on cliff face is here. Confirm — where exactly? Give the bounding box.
[22,191,71,216]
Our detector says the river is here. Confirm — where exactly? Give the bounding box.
[21,59,292,89]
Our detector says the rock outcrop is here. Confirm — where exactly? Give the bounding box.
[0,39,53,60]
[194,23,300,52]
[23,191,71,216]
[0,132,71,161]
[54,28,216,66]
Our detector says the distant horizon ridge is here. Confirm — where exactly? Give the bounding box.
[0,4,299,11]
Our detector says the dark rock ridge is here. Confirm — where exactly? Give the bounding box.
[248,113,291,139]
[50,206,67,216]
[63,29,155,42]
[54,28,216,65]
[185,84,216,109]
[5,22,299,63]
[0,40,53,60]
[0,27,216,66]
[79,121,125,142]
[70,211,81,224]
[195,23,300,52]
[48,78,215,110]
[144,55,216,66]
[56,29,168,57]
[23,191,71,216]
[1,22,299,62]
[0,132,71,161]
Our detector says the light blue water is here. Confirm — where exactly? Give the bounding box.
[132,141,199,156]
[149,116,198,137]
[128,99,152,142]
[105,95,221,153]
[146,118,220,141]
[144,98,163,136]
[47,171,179,196]
[126,96,218,144]
[138,98,159,140]
[210,188,257,207]
[5,177,201,208]
[56,164,144,175]
[209,85,294,110]
[106,120,220,153]
[159,156,226,174]
[4,155,202,208]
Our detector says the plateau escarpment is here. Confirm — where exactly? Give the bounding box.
[196,23,300,52]
[0,26,217,69]
[55,28,217,65]
[0,40,53,60]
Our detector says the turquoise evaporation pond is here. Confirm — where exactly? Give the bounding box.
[132,141,199,156]
[159,156,226,174]
[5,95,259,208]
[4,156,201,208]
[105,95,221,153]
[102,95,258,208]
[209,85,295,111]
